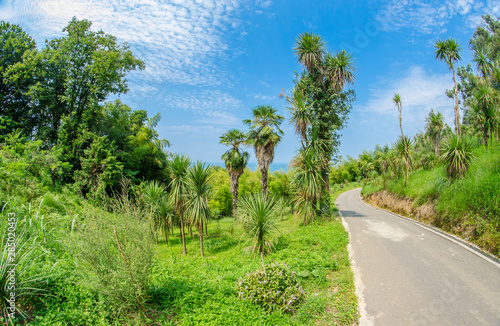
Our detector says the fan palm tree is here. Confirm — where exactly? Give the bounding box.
[168,153,191,255]
[186,162,212,257]
[435,38,462,134]
[220,129,250,218]
[425,109,445,155]
[244,105,284,196]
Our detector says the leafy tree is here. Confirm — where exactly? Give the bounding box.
[0,21,36,137]
[244,106,284,196]
[6,18,144,171]
[186,162,212,257]
[74,135,123,197]
[293,32,355,213]
[434,38,462,134]
[220,129,249,217]
[168,154,191,255]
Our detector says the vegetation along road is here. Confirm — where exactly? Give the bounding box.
[336,188,500,326]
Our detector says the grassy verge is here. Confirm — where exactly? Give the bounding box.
[150,214,358,325]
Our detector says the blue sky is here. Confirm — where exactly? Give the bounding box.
[1,0,499,164]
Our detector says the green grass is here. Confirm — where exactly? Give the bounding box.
[150,214,358,325]
[363,142,500,256]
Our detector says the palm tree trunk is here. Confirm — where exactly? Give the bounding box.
[452,67,461,135]
[261,166,269,197]
[180,215,187,254]
[230,173,239,218]
[321,168,330,216]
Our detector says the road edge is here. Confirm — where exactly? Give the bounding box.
[338,208,374,326]
[357,189,500,269]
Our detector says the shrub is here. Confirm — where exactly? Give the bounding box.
[236,262,305,314]
[74,195,153,322]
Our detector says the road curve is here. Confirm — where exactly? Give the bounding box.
[336,188,500,326]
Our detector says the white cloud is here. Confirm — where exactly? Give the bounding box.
[0,0,244,86]
[362,66,455,128]
[376,0,500,34]
[253,93,276,101]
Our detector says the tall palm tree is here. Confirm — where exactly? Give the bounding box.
[425,109,444,155]
[435,38,462,134]
[294,32,356,214]
[393,94,410,183]
[168,153,191,255]
[220,129,250,218]
[244,105,284,196]
[186,162,212,257]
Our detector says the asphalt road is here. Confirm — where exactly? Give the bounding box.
[336,188,500,326]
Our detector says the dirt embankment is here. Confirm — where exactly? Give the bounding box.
[363,190,500,257]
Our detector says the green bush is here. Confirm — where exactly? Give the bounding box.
[74,196,153,322]
[236,262,305,314]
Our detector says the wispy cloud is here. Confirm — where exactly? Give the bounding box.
[0,0,245,86]
[376,0,500,34]
[362,66,455,127]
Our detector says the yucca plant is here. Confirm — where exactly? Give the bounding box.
[440,134,475,179]
[168,154,191,255]
[142,180,167,243]
[157,196,174,245]
[186,162,212,257]
[238,193,278,267]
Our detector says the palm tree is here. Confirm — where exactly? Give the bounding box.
[186,162,212,257]
[294,32,356,213]
[168,153,191,255]
[435,38,462,134]
[393,94,410,183]
[244,105,284,196]
[470,81,499,149]
[294,31,325,73]
[425,109,444,155]
[238,193,279,268]
[220,129,250,218]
